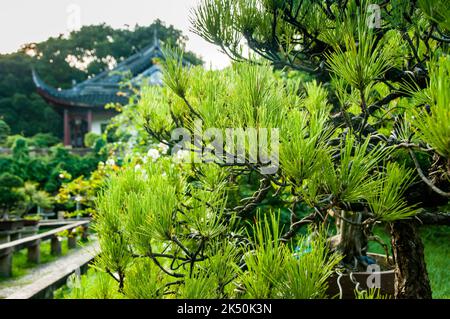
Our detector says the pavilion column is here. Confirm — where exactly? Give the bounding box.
[87,109,93,132]
[64,109,71,146]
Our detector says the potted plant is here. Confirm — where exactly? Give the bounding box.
[55,165,107,219]
[19,182,54,226]
[133,56,417,298]
[185,0,450,298]
[43,1,450,300]
[23,214,42,227]
[0,172,25,230]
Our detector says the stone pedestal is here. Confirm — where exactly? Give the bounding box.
[0,248,13,278]
[81,226,89,242]
[27,239,41,264]
[0,233,10,244]
[68,235,77,249]
[51,236,62,256]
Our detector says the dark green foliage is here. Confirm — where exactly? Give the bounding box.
[0,119,10,145]
[42,146,106,193]
[84,132,101,149]
[11,137,29,163]
[0,172,25,219]
[187,0,450,298]
[93,138,107,155]
[29,133,61,148]
[0,172,24,188]
[0,143,106,196]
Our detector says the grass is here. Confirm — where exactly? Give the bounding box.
[368,225,450,299]
[420,226,450,299]
[0,238,70,283]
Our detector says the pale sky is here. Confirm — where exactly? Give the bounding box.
[0,0,231,69]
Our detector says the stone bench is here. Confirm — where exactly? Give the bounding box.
[0,220,90,278]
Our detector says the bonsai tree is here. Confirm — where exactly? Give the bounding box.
[90,0,449,299]
[0,172,25,220]
[84,132,101,149]
[0,120,10,146]
[12,137,30,164]
[29,133,60,148]
[187,0,450,298]
[19,181,54,217]
[56,162,111,218]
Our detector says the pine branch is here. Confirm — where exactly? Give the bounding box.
[409,149,450,197]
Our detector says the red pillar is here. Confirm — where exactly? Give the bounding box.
[64,109,71,146]
[87,109,93,132]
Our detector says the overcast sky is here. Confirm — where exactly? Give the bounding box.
[0,0,231,69]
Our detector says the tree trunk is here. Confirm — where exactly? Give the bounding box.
[390,221,432,299]
[336,211,368,269]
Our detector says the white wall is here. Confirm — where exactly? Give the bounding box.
[91,112,113,135]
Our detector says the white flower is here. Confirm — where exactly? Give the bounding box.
[158,142,170,155]
[147,149,160,162]
[161,172,167,178]
[106,158,116,166]
[134,164,142,172]
[74,195,83,202]
[173,149,191,163]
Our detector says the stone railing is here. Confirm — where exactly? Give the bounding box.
[0,220,90,278]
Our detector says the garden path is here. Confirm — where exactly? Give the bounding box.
[0,239,99,299]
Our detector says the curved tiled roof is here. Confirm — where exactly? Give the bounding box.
[33,39,166,108]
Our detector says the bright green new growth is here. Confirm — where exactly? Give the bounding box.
[326,15,395,94]
[87,0,450,299]
[411,56,450,158]
[368,163,420,222]
[94,55,425,298]
[95,46,428,297]
[94,158,341,298]
[238,214,341,299]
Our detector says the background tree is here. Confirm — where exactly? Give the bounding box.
[0,172,25,220]
[0,119,10,145]
[0,20,203,138]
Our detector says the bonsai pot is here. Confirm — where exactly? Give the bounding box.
[326,253,395,299]
[23,219,40,227]
[0,220,25,231]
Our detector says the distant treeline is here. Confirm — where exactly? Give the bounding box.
[0,20,203,139]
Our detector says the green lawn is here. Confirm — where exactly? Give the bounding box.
[368,225,450,299]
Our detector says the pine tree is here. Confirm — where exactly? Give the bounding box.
[189,0,450,298]
[92,0,450,299]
